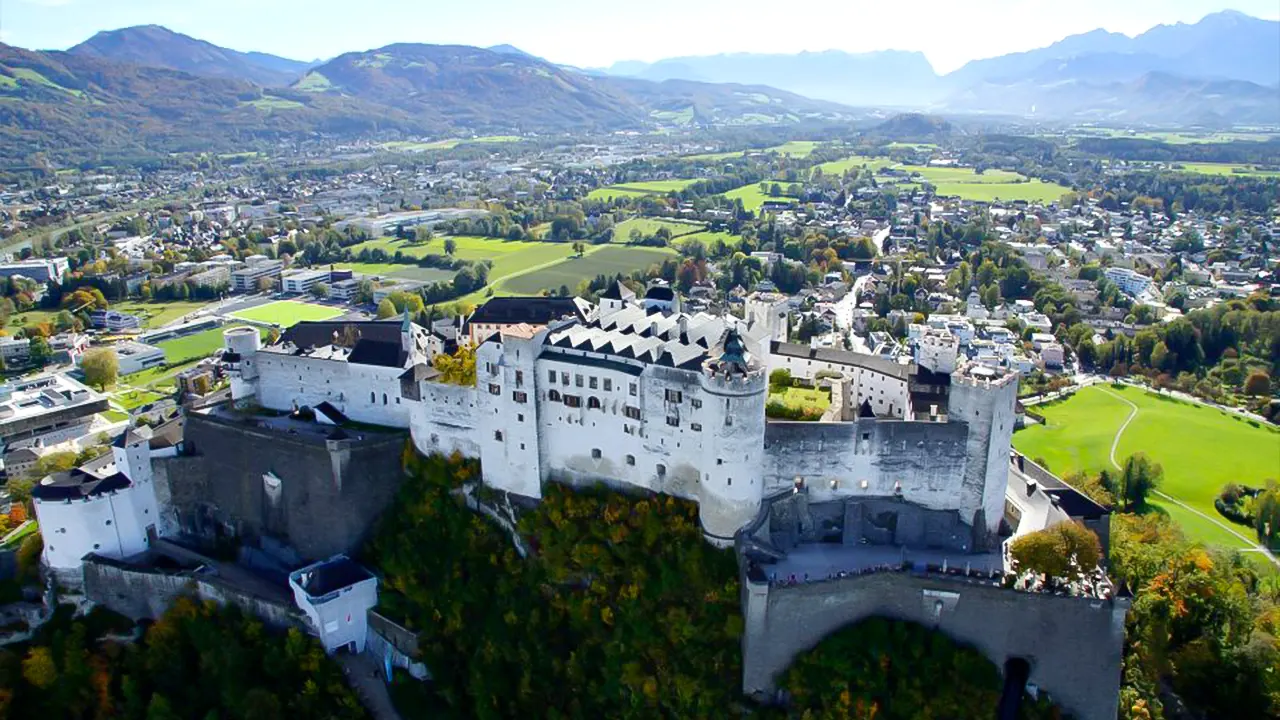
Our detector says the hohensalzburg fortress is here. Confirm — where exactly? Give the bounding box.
[227,284,1017,549]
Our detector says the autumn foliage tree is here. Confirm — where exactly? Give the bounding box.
[1010,520,1102,581]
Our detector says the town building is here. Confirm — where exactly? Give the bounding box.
[0,257,70,284]
[281,268,332,295]
[1103,267,1153,298]
[106,341,167,376]
[0,373,109,449]
[231,258,284,292]
[90,310,143,332]
[464,295,592,345]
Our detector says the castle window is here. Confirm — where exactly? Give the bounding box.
[603,379,612,392]
[727,478,732,486]
[105,519,112,525]
[564,395,582,408]
[520,443,525,450]
[725,415,733,427]
[513,391,528,403]
[486,362,495,374]
[489,383,501,395]
[629,382,637,396]
[666,416,679,427]
[862,433,870,441]
[94,543,100,550]
[626,454,635,466]
[383,393,388,405]
[691,398,702,409]
[518,414,524,422]
[548,370,556,384]
[575,374,584,387]
[656,464,666,477]
[665,389,683,403]
[716,459,723,465]
[549,390,562,402]
[515,370,524,388]
[591,448,602,459]
[370,391,376,403]
[588,397,601,410]
[691,423,702,432]
[589,376,598,389]
[562,372,570,385]
[624,406,641,420]
[494,430,504,441]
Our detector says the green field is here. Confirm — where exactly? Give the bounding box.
[7,309,60,328]
[886,142,938,151]
[812,155,896,177]
[339,263,457,283]
[1014,384,1280,550]
[586,179,699,202]
[683,140,824,162]
[379,136,521,152]
[498,246,677,295]
[679,230,742,250]
[612,217,706,242]
[1165,162,1280,178]
[897,165,1072,204]
[112,388,168,411]
[229,301,344,327]
[241,97,304,111]
[112,300,212,328]
[349,235,582,285]
[721,183,797,213]
[154,326,239,364]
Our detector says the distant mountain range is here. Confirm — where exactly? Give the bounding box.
[0,11,1277,166]
[67,25,316,88]
[0,31,860,166]
[603,10,1280,122]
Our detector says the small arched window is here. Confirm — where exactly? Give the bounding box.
[370,391,376,403]
[383,393,388,405]
[588,397,601,410]
[549,390,562,402]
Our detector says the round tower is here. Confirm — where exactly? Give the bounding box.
[223,326,262,403]
[696,329,768,546]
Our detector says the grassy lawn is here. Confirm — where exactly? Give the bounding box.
[1,521,37,549]
[894,165,1071,203]
[338,263,457,283]
[721,183,797,213]
[768,386,831,413]
[112,388,168,410]
[379,136,521,152]
[1014,384,1280,549]
[112,300,212,328]
[586,179,698,202]
[7,308,59,328]
[812,155,896,177]
[229,300,344,327]
[1166,162,1280,178]
[679,230,741,249]
[101,409,129,423]
[498,246,677,295]
[612,217,706,242]
[683,140,823,162]
[155,325,267,364]
[348,236,577,284]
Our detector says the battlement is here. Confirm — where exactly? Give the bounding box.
[951,363,1019,390]
[699,364,768,395]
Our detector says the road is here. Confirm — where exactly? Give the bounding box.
[1096,386,1279,569]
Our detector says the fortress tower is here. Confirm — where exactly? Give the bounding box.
[223,325,262,405]
[696,329,768,546]
[947,363,1020,547]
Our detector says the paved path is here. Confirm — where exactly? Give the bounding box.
[1097,387,1279,568]
[339,652,402,720]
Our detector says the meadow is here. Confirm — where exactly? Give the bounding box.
[1165,162,1280,178]
[611,217,706,242]
[229,300,344,327]
[338,263,457,283]
[812,155,896,177]
[154,325,250,364]
[586,179,699,202]
[721,183,797,213]
[1013,384,1280,550]
[767,386,831,412]
[112,300,212,328]
[347,236,578,283]
[379,136,521,152]
[498,246,677,295]
[682,140,824,162]
[897,165,1072,204]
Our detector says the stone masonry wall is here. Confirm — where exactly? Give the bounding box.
[155,413,407,561]
[741,571,1126,720]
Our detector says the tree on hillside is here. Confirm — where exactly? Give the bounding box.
[572,241,585,257]
[309,282,330,300]
[1112,453,1162,512]
[376,299,397,319]
[443,238,457,256]
[80,348,119,390]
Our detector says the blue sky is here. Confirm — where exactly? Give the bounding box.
[1,0,1276,73]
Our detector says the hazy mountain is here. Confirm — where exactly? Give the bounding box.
[944,72,1280,126]
[486,44,535,58]
[293,43,860,132]
[945,10,1280,88]
[604,50,938,107]
[68,25,310,87]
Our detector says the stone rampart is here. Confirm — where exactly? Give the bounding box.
[155,412,408,561]
[741,570,1126,720]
